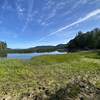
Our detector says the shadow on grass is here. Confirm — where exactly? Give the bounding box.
[18,78,100,100]
[49,79,100,100]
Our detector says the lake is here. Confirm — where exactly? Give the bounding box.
[7,51,64,59]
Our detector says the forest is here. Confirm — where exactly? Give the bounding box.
[67,28,100,51]
[0,28,100,54]
[0,41,7,57]
[0,28,100,99]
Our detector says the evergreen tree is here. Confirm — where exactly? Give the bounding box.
[67,28,100,51]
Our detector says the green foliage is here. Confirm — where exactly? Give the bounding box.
[8,45,66,53]
[67,28,100,51]
[0,51,100,97]
[0,41,7,51]
[0,41,7,57]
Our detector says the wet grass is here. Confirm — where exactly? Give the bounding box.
[0,50,100,98]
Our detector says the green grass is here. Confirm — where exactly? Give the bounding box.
[0,50,100,97]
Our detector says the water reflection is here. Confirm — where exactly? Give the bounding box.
[8,51,64,59]
[0,51,64,59]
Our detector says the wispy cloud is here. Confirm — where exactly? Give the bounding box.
[80,0,89,4]
[36,9,100,43]
[22,0,34,32]
[39,0,69,26]
[63,0,90,16]
[37,0,90,27]
[16,2,25,18]
[43,0,55,10]
[2,0,8,9]
[2,0,13,11]
[45,1,68,20]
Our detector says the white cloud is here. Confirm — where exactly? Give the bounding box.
[38,0,88,27]
[2,0,8,9]
[41,1,69,23]
[36,9,100,43]
[46,9,56,20]
[80,0,89,4]
[40,0,90,25]
[63,0,90,16]
[43,0,55,10]
[37,18,53,27]
[16,2,25,18]
[22,0,34,32]
[89,0,100,4]
[2,0,13,11]
[47,1,67,18]
[49,9,100,35]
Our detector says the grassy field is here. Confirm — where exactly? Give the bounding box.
[0,50,100,99]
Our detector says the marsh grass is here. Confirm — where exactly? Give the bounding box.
[0,50,100,97]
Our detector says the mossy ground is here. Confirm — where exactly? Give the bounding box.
[0,50,100,99]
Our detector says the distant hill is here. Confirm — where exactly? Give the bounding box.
[8,44,66,53]
[67,28,100,51]
[7,28,100,53]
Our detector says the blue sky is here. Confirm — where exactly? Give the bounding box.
[0,0,100,48]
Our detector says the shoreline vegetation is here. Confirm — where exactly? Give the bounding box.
[0,28,100,99]
[0,27,100,55]
[0,51,100,99]
[0,28,100,55]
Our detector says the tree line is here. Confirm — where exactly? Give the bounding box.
[0,41,7,57]
[0,41,7,50]
[0,27,100,54]
[67,28,100,51]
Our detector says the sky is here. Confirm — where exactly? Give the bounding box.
[0,0,100,48]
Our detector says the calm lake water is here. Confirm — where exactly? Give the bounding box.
[7,51,64,59]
